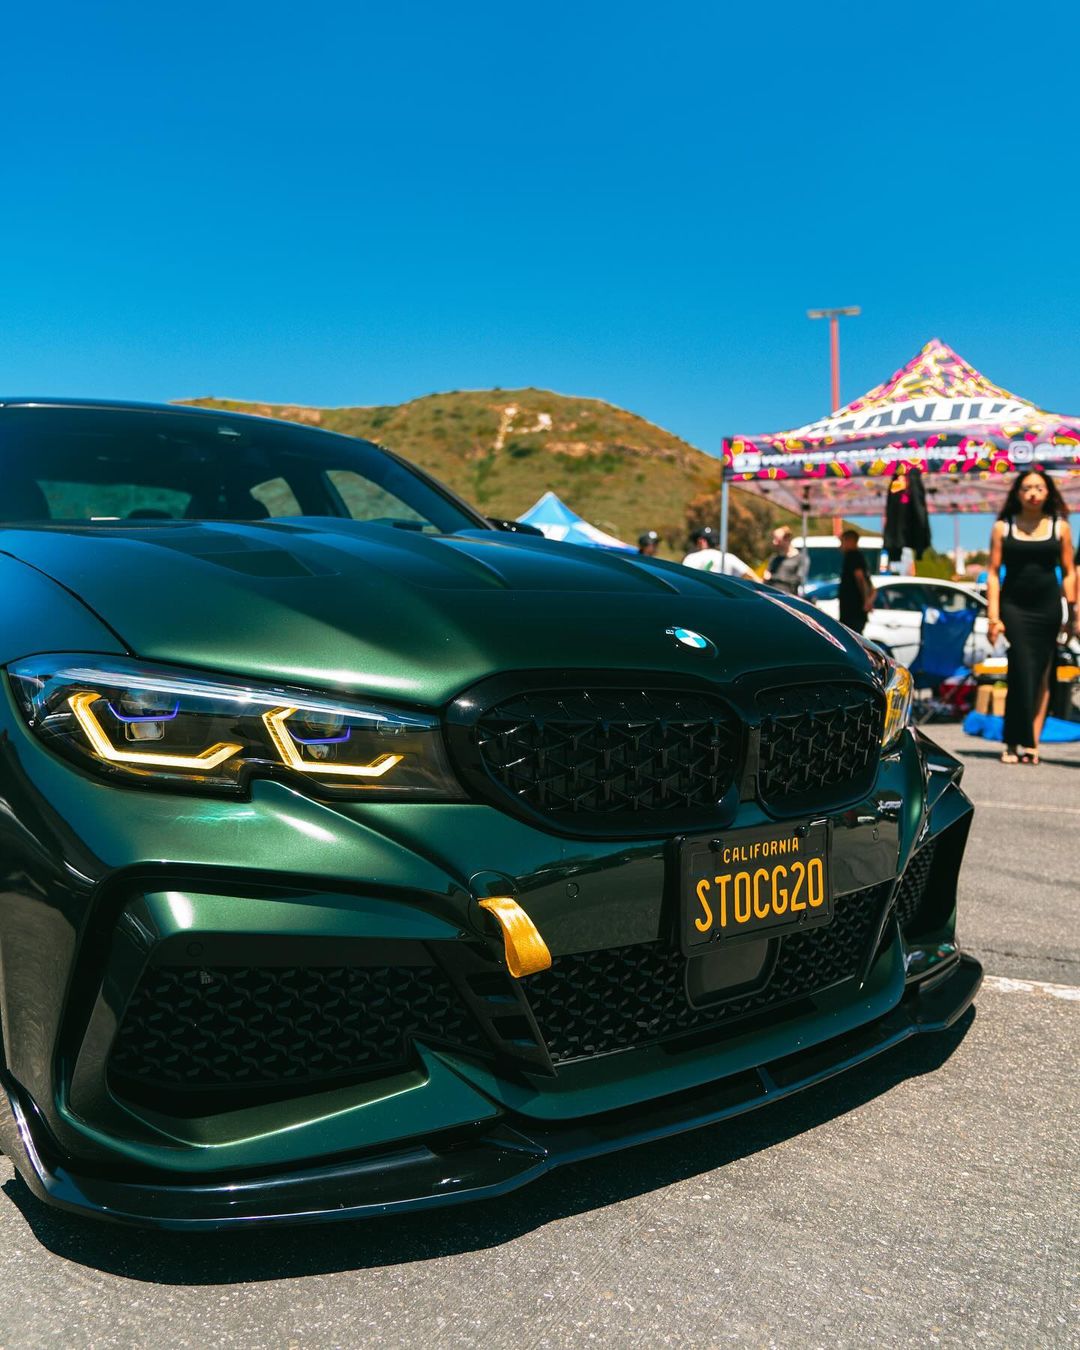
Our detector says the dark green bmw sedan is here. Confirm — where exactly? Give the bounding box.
[0,399,981,1228]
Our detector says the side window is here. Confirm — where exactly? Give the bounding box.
[925,585,969,614]
[250,477,302,516]
[325,469,427,526]
[874,586,906,611]
[892,585,936,611]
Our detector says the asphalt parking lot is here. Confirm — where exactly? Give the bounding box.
[0,725,1076,1349]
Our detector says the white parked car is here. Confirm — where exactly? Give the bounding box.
[808,575,990,670]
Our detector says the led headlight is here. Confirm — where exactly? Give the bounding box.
[853,635,913,751]
[8,655,463,798]
[881,662,914,751]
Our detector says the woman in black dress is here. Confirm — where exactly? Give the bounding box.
[986,470,1077,764]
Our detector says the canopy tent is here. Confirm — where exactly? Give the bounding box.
[517,490,635,550]
[720,340,1080,544]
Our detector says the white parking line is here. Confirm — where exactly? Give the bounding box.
[975,802,1080,816]
[983,975,1080,1002]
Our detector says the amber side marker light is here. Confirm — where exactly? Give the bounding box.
[263,706,404,778]
[68,692,243,771]
[477,896,553,978]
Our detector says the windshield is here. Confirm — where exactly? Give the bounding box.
[0,405,484,533]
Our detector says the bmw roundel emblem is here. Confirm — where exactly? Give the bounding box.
[666,627,715,655]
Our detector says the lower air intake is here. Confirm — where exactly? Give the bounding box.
[894,840,937,935]
[522,884,888,1063]
[109,962,486,1107]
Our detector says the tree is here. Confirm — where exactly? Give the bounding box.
[684,491,774,565]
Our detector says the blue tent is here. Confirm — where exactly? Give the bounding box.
[517,491,635,551]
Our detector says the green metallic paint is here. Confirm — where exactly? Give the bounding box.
[130,886,463,946]
[0,552,126,662]
[61,1042,498,1174]
[2,694,469,906]
[0,523,872,704]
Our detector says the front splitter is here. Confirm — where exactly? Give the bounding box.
[0,954,982,1231]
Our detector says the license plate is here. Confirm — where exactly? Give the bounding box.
[680,822,832,953]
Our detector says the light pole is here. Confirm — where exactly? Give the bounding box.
[807,306,860,412]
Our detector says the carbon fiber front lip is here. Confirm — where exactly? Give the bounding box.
[0,953,982,1231]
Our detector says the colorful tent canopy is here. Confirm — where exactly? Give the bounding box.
[722,339,1080,516]
[517,491,635,550]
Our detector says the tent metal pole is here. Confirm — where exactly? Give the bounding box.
[719,462,729,566]
[801,486,810,546]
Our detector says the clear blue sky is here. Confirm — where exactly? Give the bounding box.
[4,1,1078,550]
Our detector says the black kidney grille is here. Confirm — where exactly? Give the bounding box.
[109,963,486,1102]
[894,840,936,935]
[758,683,884,810]
[522,884,887,1063]
[472,688,740,823]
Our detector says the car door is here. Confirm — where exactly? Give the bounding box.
[864,584,930,666]
[922,584,988,664]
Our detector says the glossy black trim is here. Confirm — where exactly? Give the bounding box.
[445,668,747,840]
[445,666,890,840]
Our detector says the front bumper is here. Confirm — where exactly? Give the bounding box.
[0,689,977,1226]
[0,951,981,1229]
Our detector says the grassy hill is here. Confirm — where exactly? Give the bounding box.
[180,387,798,560]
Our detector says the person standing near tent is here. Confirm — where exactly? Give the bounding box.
[838,529,875,633]
[682,527,755,578]
[763,526,808,596]
[986,470,1076,765]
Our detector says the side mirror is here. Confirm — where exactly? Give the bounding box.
[486,517,545,537]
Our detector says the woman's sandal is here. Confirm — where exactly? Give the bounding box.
[1019,748,1040,765]
[1000,748,1020,764]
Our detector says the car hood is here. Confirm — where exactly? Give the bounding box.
[2,520,869,704]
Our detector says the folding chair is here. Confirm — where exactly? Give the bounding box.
[907,607,977,723]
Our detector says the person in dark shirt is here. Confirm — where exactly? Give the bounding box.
[838,529,875,632]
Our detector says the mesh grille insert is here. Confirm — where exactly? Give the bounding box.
[471,687,740,827]
[894,841,936,934]
[522,884,887,1063]
[758,683,884,812]
[109,963,486,1102]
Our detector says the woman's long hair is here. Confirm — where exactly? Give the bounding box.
[997,468,1067,521]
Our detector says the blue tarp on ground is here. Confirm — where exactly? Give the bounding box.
[963,711,1080,743]
[517,491,635,551]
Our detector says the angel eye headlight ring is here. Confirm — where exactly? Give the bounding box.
[68,692,243,770]
[262,707,404,778]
